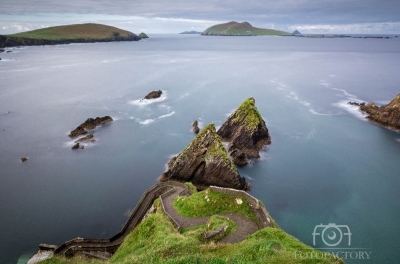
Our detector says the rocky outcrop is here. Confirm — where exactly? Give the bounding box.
[159,124,249,190]
[217,97,271,165]
[229,148,248,167]
[69,116,113,138]
[75,134,94,142]
[139,32,149,39]
[143,90,162,100]
[21,157,28,162]
[192,120,200,134]
[360,94,400,130]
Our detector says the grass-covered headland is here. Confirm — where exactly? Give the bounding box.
[0,23,141,48]
[41,185,343,264]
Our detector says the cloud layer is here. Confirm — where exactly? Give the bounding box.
[1,0,399,34]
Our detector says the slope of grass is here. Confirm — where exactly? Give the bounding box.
[202,21,291,36]
[40,197,343,264]
[10,23,136,40]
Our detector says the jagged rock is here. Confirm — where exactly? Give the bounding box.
[217,97,271,159]
[348,101,361,106]
[229,148,248,167]
[360,94,400,129]
[192,120,200,134]
[68,116,113,138]
[159,123,249,190]
[21,157,28,162]
[75,134,94,142]
[143,90,162,100]
[71,143,80,149]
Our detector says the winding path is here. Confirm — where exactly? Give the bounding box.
[35,181,264,260]
[161,186,259,244]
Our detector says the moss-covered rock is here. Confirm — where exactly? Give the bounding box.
[360,94,400,130]
[217,97,271,164]
[159,124,248,190]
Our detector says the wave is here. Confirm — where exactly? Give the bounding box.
[309,108,336,116]
[139,119,155,125]
[158,111,175,119]
[333,100,368,121]
[136,111,175,125]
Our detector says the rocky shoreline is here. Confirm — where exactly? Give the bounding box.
[357,94,400,130]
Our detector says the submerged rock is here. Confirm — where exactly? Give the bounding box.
[75,134,94,142]
[159,123,249,190]
[217,97,271,163]
[68,116,113,138]
[143,90,162,100]
[360,94,400,130]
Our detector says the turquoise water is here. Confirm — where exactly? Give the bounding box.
[0,35,399,263]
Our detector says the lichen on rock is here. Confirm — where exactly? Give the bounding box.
[360,94,400,130]
[217,97,271,164]
[159,123,249,190]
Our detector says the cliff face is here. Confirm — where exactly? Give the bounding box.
[360,94,400,129]
[217,98,271,164]
[159,124,248,190]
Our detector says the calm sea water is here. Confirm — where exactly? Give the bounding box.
[1,35,399,263]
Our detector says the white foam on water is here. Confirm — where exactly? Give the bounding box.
[158,111,175,119]
[139,119,155,125]
[333,100,368,121]
[309,108,335,116]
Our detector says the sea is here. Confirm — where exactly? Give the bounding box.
[1,34,399,263]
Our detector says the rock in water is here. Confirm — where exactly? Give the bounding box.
[159,123,249,190]
[69,116,113,138]
[192,120,200,134]
[217,97,271,160]
[360,94,400,129]
[143,90,162,100]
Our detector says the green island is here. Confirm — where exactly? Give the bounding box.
[201,21,291,36]
[0,23,141,48]
[39,183,342,264]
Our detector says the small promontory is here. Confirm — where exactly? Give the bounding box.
[201,21,290,36]
[360,94,400,130]
[217,98,271,166]
[159,123,249,190]
[0,23,140,48]
[139,32,149,38]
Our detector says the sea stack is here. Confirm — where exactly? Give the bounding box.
[139,32,149,39]
[159,123,249,190]
[217,97,271,166]
[360,94,400,130]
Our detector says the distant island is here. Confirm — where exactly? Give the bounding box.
[180,31,202,34]
[139,32,149,38]
[0,23,141,48]
[201,21,291,36]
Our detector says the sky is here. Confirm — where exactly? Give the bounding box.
[0,0,400,34]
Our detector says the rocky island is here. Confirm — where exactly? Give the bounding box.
[159,124,249,190]
[217,97,271,166]
[138,32,149,39]
[201,21,290,36]
[143,90,162,100]
[0,23,140,48]
[359,94,400,130]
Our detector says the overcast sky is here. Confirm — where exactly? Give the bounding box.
[1,0,399,34]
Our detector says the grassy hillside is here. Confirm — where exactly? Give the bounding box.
[202,21,291,36]
[41,186,342,264]
[0,23,140,48]
[10,23,136,40]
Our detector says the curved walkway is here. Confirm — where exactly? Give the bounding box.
[34,181,264,261]
[161,186,259,244]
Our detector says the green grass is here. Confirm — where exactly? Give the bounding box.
[40,197,342,264]
[202,21,291,36]
[174,188,259,224]
[184,182,198,194]
[178,123,238,172]
[10,23,135,40]
[231,97,264,130]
